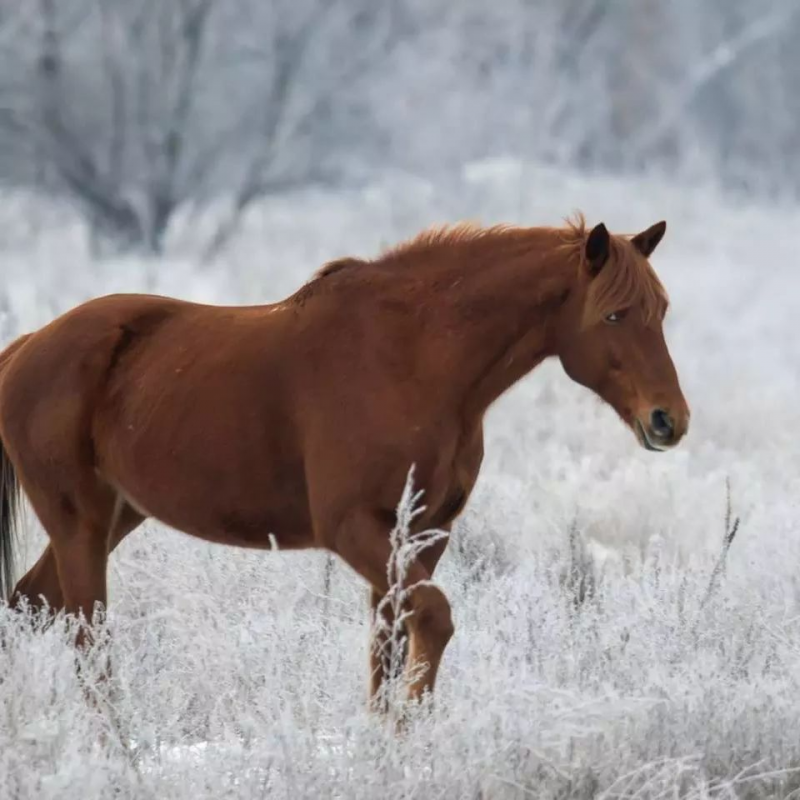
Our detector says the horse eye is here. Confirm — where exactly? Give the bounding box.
[605,311,625,324]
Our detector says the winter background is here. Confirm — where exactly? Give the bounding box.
[1,1,800,798]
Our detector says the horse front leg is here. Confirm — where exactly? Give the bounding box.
[367,530,451,710]
[333,509,454,709]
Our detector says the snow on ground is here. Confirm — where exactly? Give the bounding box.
[1,162,799,798]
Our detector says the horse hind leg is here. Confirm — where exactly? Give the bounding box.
[51,522,110,647]
[18,486,145,742]
[50,495,145,641]
[10,544,63,614]
[15,476,145,647]
[11,499,143,620]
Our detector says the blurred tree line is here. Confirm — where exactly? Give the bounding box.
[0,0,797,255]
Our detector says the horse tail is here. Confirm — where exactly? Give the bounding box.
[0,334,30,601]
[0,436,19,600]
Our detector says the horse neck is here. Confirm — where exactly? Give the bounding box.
[417,231,575,420]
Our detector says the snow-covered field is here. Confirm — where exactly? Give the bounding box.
[1,162,799,799]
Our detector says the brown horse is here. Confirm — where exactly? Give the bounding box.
[0,214,688,706]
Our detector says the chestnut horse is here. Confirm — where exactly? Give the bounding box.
[0,215,689,706]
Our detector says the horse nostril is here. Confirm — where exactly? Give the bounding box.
[650,408,674,440]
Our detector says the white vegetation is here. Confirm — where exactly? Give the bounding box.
[0,162,799,798]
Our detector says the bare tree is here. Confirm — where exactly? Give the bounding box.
[0,0,402,255]
[630,2,800,168]
[36,0,146,253]
[202,0,405,258]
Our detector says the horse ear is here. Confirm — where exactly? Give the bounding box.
[585,222,609,276]
[631,220,666,257]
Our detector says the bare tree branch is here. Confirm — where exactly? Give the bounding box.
[202,0,404,259]
[633,4,800,159]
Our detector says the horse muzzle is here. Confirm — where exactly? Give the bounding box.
[634,407,689,452]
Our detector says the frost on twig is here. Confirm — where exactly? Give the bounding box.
[561,517,596,612]
[371,465,449,718]
[698,476,741,613]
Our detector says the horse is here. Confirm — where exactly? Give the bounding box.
[0,214,689,708]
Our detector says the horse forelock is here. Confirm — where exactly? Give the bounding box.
[573,217,669,327]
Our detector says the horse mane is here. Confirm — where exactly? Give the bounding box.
[293,213,668,325]
[379,221,528,260]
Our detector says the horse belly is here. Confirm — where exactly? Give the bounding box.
[104,451,315,551]
[96,376,314,549]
